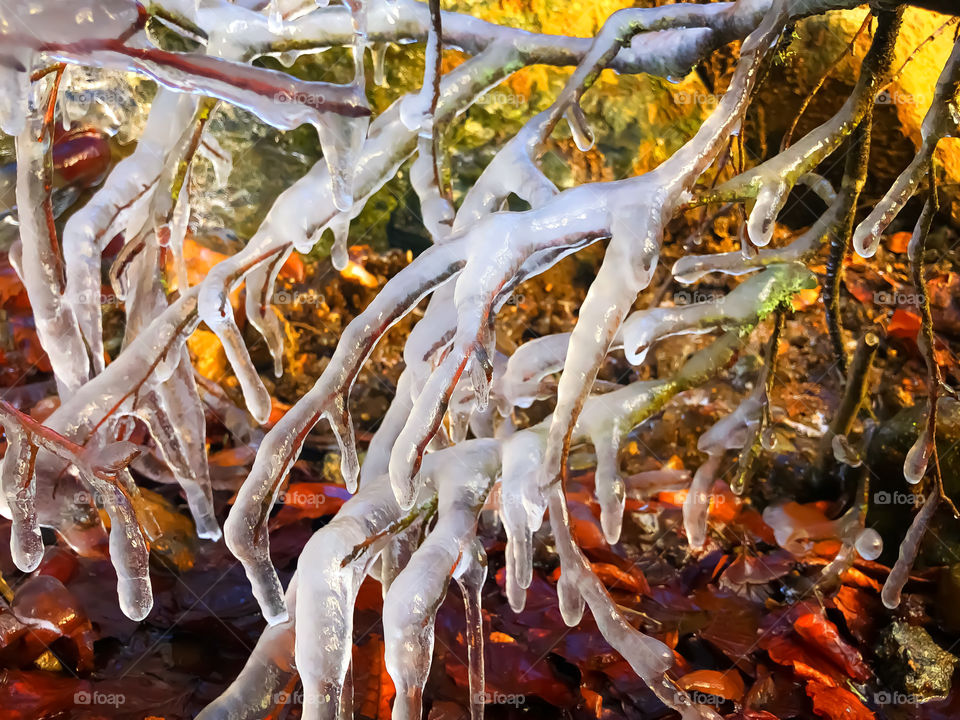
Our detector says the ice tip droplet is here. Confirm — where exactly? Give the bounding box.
[904,434,931,485]
[854,527,883,561]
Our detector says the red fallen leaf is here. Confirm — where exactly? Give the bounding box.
[839,566,882,592]
[842,271,877,305]
[829,585,883,646]
[267,398,291,426]
[568,502,607,550]
[34,547,78,585]
[0,264,25,305]
[443,631,577,707]
[589,562,650,595]
[806,681,874,720]
[0,670,84,720]
[888,231,912,254]
[721,551,794,587]
[355,575,384,613]
[581,686,603,718]
[761,634,838,686]
[678,669,746,702]
[8,575,96,672]
[886,308,921,339]
[209,446,257,467]
[280,253,306,282]
[793,611,871,683]
[745,662,810,719]
[352,634,395,720]
[707,481,741,524]
[693,589,763,661]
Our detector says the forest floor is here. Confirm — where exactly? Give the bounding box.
[3,207,960,720]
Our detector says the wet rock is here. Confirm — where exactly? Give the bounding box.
[875,621,958,702]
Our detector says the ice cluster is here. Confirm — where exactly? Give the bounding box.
[1,0,957,718]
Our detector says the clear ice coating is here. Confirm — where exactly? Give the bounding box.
[5,0,955,716]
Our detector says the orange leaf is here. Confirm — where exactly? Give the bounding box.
[793,611,871,682]
[678,669,745,702]
[886,308,921,339]
[581,687,603,718]
[279,253,305,282]
[792,286,821,311]
[589,562,650,595]
[888,231,911,254]
[806,682,874,720]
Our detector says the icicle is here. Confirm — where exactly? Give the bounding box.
[63,90,198,376]
[0,49,31,136]
[136,353,221,540]
[746,180,788,247]
[383,441,498,720]
[267,0,284,33]
[470,344,493,411]
[501,429,547,613]
[327,211,352,270]
[207,312,273,424]
[362,372,414,486]
[314,113,369,213]
[327,403,361,493]
[295,472,420,720]
[557,569,585,626]
[0,428,43,572]
[244,249,291,378]
[594,430,625,544]
[564,103,595,152]
[198,134,233,190]
[904,427,931,485]
[496,333,570,412]
[683,451,722,550]
[455,539,487,720]
[346,0,368,86]
[372,43,388,86]
[548,485,673,685]
[854,528,883,561]
[88,478,153,621]
[831,433,862,467]
[15,79,91,397]
[882,492,938,609]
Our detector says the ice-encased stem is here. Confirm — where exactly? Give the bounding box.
[853,36,960,258]
[383,440,499,720]
[881,491,939,609]
[0,427,43,571]
[14,80,90,397]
